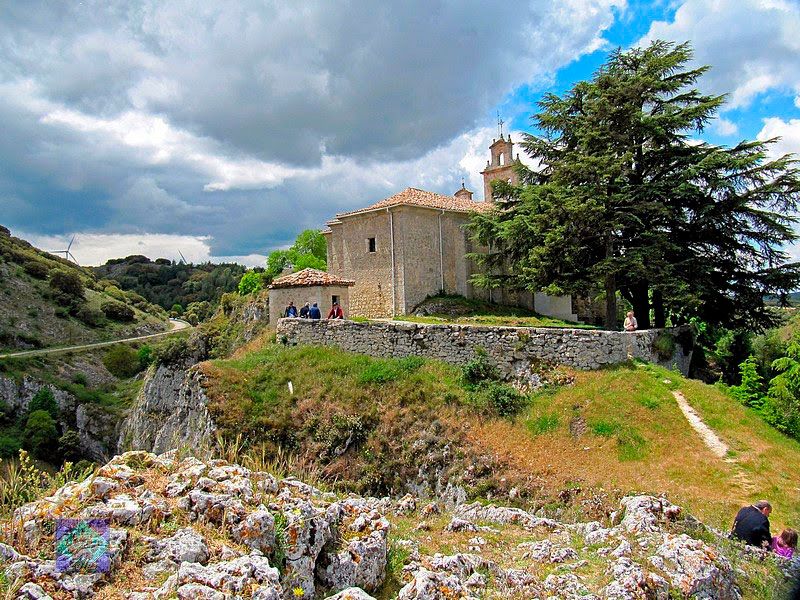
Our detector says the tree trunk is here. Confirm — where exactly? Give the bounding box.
[631,281,651,330]
[653,289,666,328]
[604,235,617,330]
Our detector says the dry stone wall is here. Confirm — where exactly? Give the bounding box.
[276,319,693,376]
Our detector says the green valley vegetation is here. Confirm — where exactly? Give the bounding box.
[0,227,168,352]
[92,254,247,315]
[468,40,800,332]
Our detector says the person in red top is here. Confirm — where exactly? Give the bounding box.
[326,302,344,319]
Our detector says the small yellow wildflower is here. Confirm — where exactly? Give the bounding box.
[292,587,305,597]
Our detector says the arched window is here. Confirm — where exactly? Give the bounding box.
[498,152,505,166]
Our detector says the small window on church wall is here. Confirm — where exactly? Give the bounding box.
[499,152,505,166]
[367,237,376,253]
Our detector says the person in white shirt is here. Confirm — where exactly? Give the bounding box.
[624,311,638,332]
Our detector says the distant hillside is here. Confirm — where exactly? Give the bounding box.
[0,226,168,352]
[92,255,247,313]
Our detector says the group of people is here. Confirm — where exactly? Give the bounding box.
[283,300,344,320]
[733,500,797,559]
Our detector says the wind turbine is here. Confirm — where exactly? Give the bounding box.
[52,235,80,265]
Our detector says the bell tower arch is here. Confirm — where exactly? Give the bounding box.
[480,133,519,202]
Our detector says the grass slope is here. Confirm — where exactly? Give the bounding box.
[203,341,800,535]
[0,229,167,352]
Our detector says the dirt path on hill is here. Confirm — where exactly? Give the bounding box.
[0,319,191,360]
[672,390,729,458]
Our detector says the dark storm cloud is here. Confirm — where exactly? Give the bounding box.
[0,0,623,258]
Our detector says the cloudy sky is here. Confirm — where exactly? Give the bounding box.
[2,0,799,266]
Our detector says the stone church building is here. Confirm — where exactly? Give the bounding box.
[322,135,576,320]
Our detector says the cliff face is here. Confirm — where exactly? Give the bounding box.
[118,364,215,455]
[0,375,118,462]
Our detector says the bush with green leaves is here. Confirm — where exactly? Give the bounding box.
[461,348,501,387]
[71,372,88,386]
[138,345,154,369]
[24,410,58,459]
[469,381,528,418]
[153,336,191,366]
[29,386,59,420]
[170,303,184,316]
[763,338,800,439]
[731,356,765,409]
[75,305,105,327]
[101,300,135,322]
[49,270,85,305]
[58,430,83,462]
[22,260,49,279]
[238,271,263,295]
[102,345,141,378]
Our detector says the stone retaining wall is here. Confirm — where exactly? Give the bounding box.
[276,319,693,376]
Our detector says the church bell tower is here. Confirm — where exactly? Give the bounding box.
[480,115,520,201]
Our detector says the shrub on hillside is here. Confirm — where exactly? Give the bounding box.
[238,271,263,295]
[101,301,135,322]
[763,339,800,439]
[24,410,58,459]
[75,305,105,327]
[29,387,59,420]
[22,260,49,279]
[71,372,88,386]
[461,348,501,387]
[137,345,154,369]
[58,430,83,462]
[731,356,765,409]
[184,301,212,325]
[469,381,528,418]
[153,336,190,366]
[0,434,21,458]
[102,345,141,378]
[49,270,84,304]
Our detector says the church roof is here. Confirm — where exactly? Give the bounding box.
[269,268,354,289]
[333,187,490,219]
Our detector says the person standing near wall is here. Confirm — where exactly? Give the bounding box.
[309,302,321,319]
[624,311,638,332]
[327,302,344,319]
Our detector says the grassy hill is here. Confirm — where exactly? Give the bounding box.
[0,227,168,352]
[202,340,800,535]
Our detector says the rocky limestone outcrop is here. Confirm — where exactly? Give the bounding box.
[118,365,215,455]
[1,451,795,599]
[4,451,389,599]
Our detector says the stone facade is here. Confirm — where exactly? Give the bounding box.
[322,135,578,321]
[276,318,693,376]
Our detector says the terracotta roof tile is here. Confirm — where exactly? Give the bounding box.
[335,187,491,218]
[269,268,355,289]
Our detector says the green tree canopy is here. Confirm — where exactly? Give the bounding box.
[238,271,263,295]
[265,229,327,282]
[469,40,800,330]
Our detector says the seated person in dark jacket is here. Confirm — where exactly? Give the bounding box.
[732,500,772,548]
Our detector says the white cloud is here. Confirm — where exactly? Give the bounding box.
[714,117,739,137]
[757,117,800,159]
[640,0,800,109]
